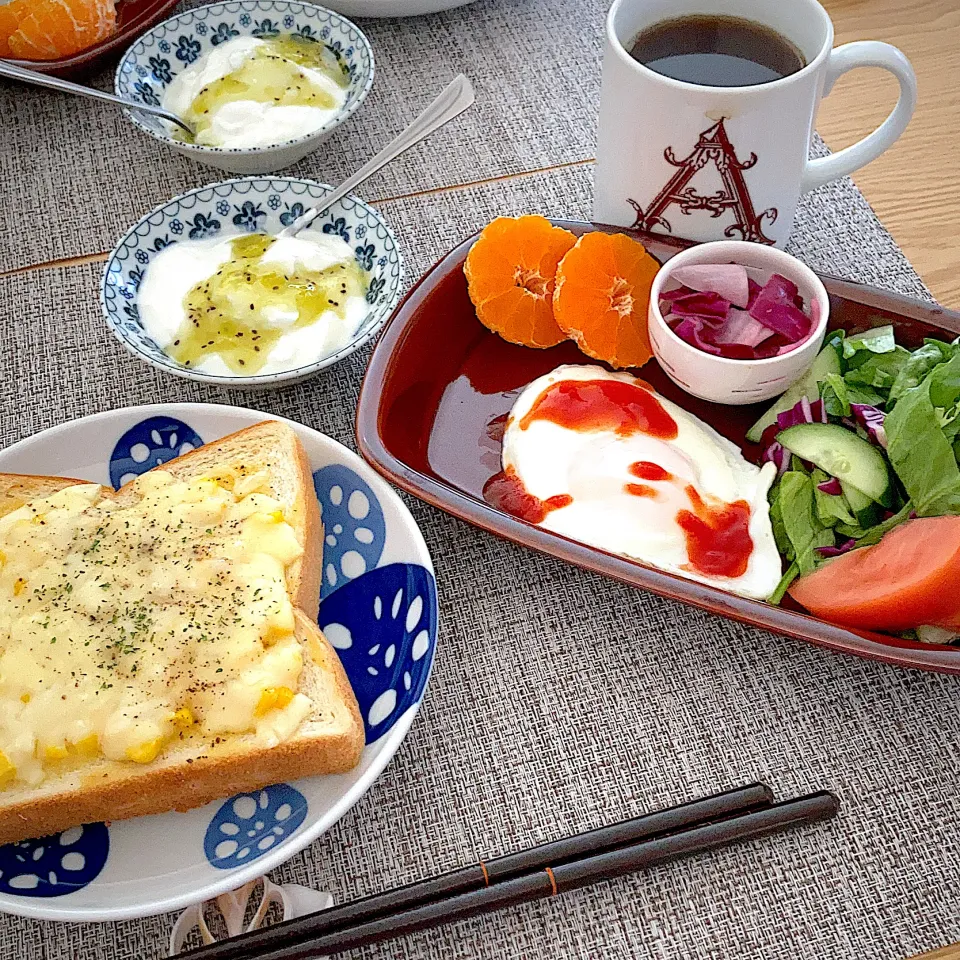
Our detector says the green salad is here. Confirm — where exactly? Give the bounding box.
[748,324,960,609]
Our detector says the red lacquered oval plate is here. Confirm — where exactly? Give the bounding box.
[356,220,960,674]
[3,0,179,80]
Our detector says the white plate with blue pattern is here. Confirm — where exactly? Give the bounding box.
[0,405,438,922]
[101,177,403,389]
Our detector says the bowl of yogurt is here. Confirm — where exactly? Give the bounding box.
[114,2,374,174]
[101,177,403,387]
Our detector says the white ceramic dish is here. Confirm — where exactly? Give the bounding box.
[101,177,403,389]
[648,240,830,405]
[0,405,438,922]
[115,1,374,174]
[322,0,476,16]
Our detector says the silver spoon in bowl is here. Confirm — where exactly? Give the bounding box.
[279,73,475,238]
[0,59,194,136]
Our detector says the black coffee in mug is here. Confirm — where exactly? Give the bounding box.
[629,14,806,87]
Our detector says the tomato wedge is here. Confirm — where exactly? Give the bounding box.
[788,516,960,632]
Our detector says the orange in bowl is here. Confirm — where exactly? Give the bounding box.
[464,216,577,349]
[553,231,659,370]
[1,0,117,61]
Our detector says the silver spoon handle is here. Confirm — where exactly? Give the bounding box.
[281,74,475,238]
[0,59,193,134]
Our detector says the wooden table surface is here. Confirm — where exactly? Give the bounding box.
[819,0,960,307]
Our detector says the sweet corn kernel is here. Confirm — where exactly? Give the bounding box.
[44,744,70,763]
[255,686,295,716]
[19,693,30,704]
[126,737,165,764]
[0,751,15,785]
[0,549,6,566]
[170,706,195,729]
[13,578,26,596]
[73,734,100,758]
[261,621,293,647]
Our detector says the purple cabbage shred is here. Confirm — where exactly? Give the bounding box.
[850,403,888,449]
[816,539,858,558]
[817,477,843,496]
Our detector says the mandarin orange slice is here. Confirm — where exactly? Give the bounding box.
[7,0,117,61]
[0,1,29,57]
[464,216,577,349]
[553,231,659,369]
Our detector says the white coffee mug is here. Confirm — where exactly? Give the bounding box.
[593,0,917,247]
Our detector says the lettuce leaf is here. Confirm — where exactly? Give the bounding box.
[812,468,856,526]
[842,325,896,359]
[820,373,850,418]
[844,346,911,390]
[885,382,960,515]
[768,488,792,559]
[889,340,955,402]
[768,562,799,605]
[854,502,915,547]
[776,472,834,575]
[927,352,960,409]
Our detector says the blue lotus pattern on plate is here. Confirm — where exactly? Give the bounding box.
[313,465,385,599]
[320,563,438,743]
[114,2,374,155]
[233,201,266,231]
[205,785,308,869]
[101,179,403,381]
[0,824,109,897]
[322,217,350,243]
[109,416,204,489]
[187,212,221,240]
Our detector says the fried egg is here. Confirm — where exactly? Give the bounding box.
[498,365,781,599]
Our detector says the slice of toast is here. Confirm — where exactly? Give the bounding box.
[0,421,363,844]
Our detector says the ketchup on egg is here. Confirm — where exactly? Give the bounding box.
[483,469,573,524]
[677,486,753,579]
[519,379,678,439]
[496,374,757,583]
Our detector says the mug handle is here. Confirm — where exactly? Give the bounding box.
[801,41,917,194]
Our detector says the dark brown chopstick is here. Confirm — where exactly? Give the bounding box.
[252,791,838,960]
[179,783,773,960]
[170,783,775,960]
[237,791,837,960]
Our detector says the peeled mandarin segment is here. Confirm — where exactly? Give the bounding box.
[8,0,116,60]
[553,231,659,370]
[464,215,576,349]
[481,287,561,349]
[0,0,30,57]
[0,0,29,56]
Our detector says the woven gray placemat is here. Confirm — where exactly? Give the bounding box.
[0,0,605,272]
[0,160,957,960]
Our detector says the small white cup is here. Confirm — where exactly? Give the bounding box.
[648,240,830,405]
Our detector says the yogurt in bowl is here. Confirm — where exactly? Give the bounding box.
[138,231,369,376]
[101,177,403,388]
[115,2,374,175]
[163,34,349,149]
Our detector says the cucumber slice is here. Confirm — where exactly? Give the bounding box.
[777,423,893,506]
[746,343,842,443]
[839,481,882,527]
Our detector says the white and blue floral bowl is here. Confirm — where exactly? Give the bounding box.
[0,405,438,922]
[115,1,374,174]
[101,177,403,388]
